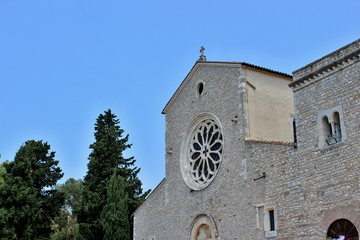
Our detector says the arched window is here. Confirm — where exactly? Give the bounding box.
[333,112,342,142]
[322,116,332,138]
[190,215,218,240]
[327,219,359,240]
[317,106,346,149]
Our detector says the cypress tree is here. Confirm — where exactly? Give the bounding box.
[100,172,130,240]
[0,140,64,240]
[78,109,149,240]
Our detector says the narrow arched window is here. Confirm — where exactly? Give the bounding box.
[333,112,342,142]
[317,107,346,149]
[322,116,332,138]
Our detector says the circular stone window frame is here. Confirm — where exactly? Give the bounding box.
[180,113,224,191]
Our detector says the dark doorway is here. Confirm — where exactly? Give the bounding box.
[327,219,359,240]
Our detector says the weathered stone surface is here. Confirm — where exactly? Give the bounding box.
[134,40,360,240]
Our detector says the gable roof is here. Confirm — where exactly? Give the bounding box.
[162,61,292,114]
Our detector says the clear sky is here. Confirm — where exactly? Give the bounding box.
[0,0,359,192]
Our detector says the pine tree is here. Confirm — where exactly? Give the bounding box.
[78,109,149,240]
[100,171,130,240]
[0,140,64,240]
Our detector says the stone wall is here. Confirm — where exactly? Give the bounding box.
[134,39,360,240]
[283,39,360,239]
[133,179,166,240]
[134,62,296,240]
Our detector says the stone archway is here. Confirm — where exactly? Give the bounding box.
[327,219,359,240]
[190,215,218,240]
[319,203,360,239]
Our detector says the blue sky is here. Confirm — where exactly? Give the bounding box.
[0,0,359,192]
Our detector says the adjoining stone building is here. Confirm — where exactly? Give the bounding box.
[133,39,360,240]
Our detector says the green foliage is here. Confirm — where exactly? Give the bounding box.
[51,210,82,240]
[77,109,149,240]
[0,161,6,183]
[59,178,83,213]
[50,178,84,240]
[0,140,64,240]
[100,172,130,240]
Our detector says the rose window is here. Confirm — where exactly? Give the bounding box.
[177,114,224,191]
[180,114,223,190]
[188,119,223,185]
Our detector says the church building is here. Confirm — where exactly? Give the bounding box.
[133,39,360,240]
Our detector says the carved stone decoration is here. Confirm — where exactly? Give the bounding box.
[189,119,222,183]
[180,113,223,190]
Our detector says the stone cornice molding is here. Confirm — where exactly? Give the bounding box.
[245,138,294,146]
[289,50,360,91]
[290,38,360,91]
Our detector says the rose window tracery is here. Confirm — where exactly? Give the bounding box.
[188,119,223,185]
[180,114,223,190]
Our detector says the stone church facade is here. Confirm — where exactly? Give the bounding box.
[133,39,360,240]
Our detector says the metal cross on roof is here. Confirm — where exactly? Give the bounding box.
[198,46,207,62]
[200,46,205,55]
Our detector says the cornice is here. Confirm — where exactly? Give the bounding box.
[245,138,294,146]
[289,38,360,91]
[289,51,360,91]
